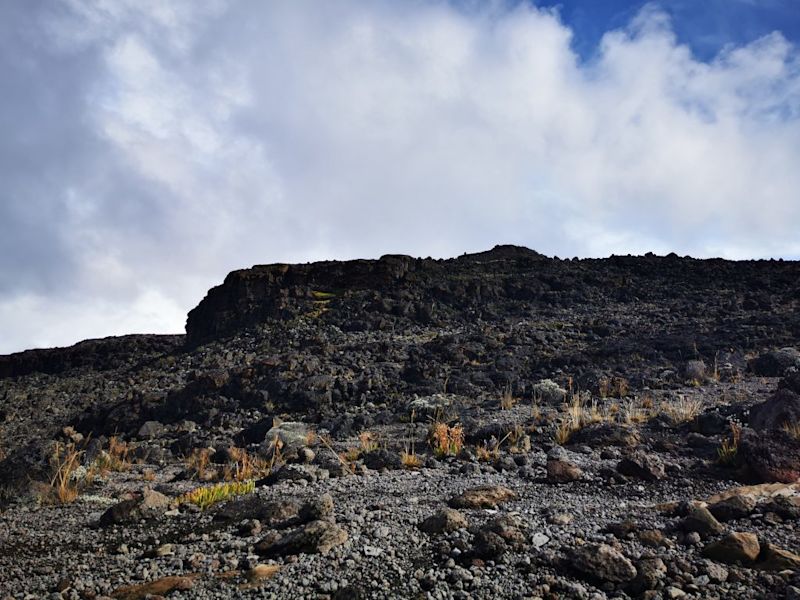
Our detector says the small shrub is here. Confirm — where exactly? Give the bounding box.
[179,480,255,510]
[717,422,741,466]
[532,379,567,405]
[429,422,464,457]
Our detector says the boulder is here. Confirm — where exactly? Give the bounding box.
[448,485,518,509]
[748,389,800,431]
[755,542,800,571]
[110,575,198,600]
[703,532,760,564]
[569,543,637,583]
[255,519,348,557]
[740,428,800,483]
[708,494,757,522]
[419,508,468,534]
[681,506,724,536]
[261,422,310,456]
[569,423,641,448]
[617,452,666,481]
[546,459,583,483]
[100,489,171,527]
[750,348,800,377]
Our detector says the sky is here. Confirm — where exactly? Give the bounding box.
[1,0,799,354]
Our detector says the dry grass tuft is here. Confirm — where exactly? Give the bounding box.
[717,422,741,466]
[186,447,215,480]
[500,384,516,410]
[475,442,499,462]
[48,442,83,504]
[400,451,422,469]
[781,421,800,440]
[94,436,130,473]
[358,431,379,453]
[224,447,271,482]
[319,434,356,475]
[660,395,704,424]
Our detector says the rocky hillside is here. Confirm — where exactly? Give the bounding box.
[1,246,800,599]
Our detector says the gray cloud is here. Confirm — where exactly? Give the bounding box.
[1,0,799,353]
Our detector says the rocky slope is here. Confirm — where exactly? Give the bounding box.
[1,245,799,599]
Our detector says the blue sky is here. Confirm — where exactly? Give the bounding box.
[532,0,800,60]
[1,0,799,353]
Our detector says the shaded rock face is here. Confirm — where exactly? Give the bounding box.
[748,388,800,431]
[749,348,800,377]
[740,428,800,484]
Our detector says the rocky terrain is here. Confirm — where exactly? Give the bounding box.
[1,245,800,599]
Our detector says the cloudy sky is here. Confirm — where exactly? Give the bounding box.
[2,0,799,354]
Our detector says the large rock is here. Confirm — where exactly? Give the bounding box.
[261,421,311,455]
[111,575,198,600]
[100,489,171,527]
[681,506,725,536]
[546,458,583,483]
[569,423,641,448]
[419,509,468,534]
[255,519,348,557]
[750,348,800,377]
[448,485,518,509]
[708,494,757,522]
[749,389,800,431]
[755,542,800,571]
[569,543,637,583]
[740,428,800,483]
[703,532,760,564]
[617,452,666,481]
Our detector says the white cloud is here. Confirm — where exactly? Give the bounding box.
[0,0,799,353]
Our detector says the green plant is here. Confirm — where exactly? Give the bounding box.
[179,480,255,510]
